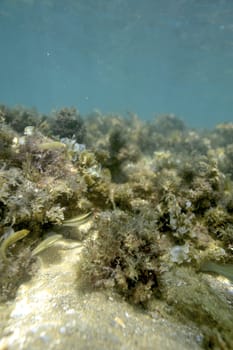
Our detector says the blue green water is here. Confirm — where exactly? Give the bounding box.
[0,0,233,127]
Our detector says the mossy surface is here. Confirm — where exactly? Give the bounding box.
[160,267,233,349]
[0,105,233,348]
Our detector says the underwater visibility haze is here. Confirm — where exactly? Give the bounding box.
[1,1,233,350]
[0,0,233,126]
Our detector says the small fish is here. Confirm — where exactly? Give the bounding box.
[0,229,30,262]
[62,212,93,227]
[200,261,233,283]
[31,234,62,256]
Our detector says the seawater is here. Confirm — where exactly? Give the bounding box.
[0,0,233,128]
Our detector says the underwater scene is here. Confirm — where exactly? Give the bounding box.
[0,1,233,350]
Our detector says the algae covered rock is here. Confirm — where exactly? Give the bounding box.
[0,105,233,349]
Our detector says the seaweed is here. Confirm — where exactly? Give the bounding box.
[77,209,161,304]
[0,105,233,349]
[0,104,41,133]
[48,107,86,142]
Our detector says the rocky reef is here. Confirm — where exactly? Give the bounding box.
[0,105,232,349]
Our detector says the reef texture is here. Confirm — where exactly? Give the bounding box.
[0,105,233,349]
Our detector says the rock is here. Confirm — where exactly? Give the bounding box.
[0,240,202,350]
